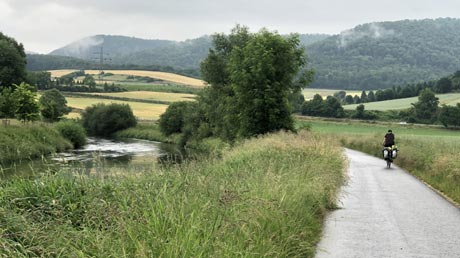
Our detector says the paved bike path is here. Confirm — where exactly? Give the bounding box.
[315,148,460,258]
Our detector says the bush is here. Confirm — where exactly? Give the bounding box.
[82,103,137,137]
[158,101,190,136]
[54,120,87,148]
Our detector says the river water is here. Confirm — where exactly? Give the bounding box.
[0,137,179,180]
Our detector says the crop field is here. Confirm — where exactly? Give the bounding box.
[344,93,460,111]
[302,88,362,100]
[65,96,168,120]
[48,69,206,87]
[80,91,196,103]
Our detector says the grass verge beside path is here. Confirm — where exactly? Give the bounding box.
[0,131,345,257]
[296,117,460,205]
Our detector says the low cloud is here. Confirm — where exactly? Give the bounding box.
[338,23,396,48]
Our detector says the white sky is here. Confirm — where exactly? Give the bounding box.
[1,0,459,54]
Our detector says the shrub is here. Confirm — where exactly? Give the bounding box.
[158,101,190,136]
[54,120,87,148]
[82,103,137,137]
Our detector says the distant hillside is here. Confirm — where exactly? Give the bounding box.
[40,19,460,90]
[307,18,460,89]
[46,34,329,70]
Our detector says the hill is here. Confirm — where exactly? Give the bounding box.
[44,34,329,70]
[35,19,460,90]
[307,18,460,89]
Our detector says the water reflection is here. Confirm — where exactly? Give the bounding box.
[1,137,173,180]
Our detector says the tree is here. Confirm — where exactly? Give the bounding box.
[0,32,27,89]
[323,97,344,118]
[411,88,439,122]
[301,94,324,116]
[436,77,453,93]
[159,101,190,136]
[367,91,376,102]
[27,71,52,90]
[438,104,460,128]
[39,88,71,122]
[83,74,96,89]
[12,82,40,122]
[360,90,368,102]
[344,95,354,104]
[200,25,312,140]
[82,103,137,136]
[229,29,311,137]
[0,88,16,120]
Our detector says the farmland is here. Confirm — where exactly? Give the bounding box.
[48,69,206,87]
[344,93,460,111]
[302,88,362,100]
[65,96,168,120]
[78,91,196,102]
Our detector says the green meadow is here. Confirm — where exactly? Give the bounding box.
[344,93,460,110]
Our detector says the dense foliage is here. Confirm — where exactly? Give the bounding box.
[0,32,27,89]
[158,101,190,136]
[301,94,345,118]
[307,18,460,89]
[54,120,87,148]
[81,103,137,136]
[39,89,71,122]
[11,82,40,122]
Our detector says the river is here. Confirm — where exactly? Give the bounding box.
[0,137,180,180]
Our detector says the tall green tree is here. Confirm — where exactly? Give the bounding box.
[39,88,71,122]
[0,32,27,89]
[438,104,460,128]
[228,29,311,137]
[12,82,40,122]
[0,88,16,120]
[411,88,439,122]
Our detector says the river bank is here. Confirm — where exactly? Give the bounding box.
[0,123,72,165]
[0,131,345,257]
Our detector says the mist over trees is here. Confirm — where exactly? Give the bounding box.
[33,18,460,91]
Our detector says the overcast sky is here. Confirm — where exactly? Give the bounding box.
[1,0,459,54]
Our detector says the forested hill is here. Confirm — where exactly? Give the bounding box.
[307,18,460,89]
[33,19,460,90]
[44,34,328,70]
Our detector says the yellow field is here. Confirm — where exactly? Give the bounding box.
[302,88,362,100]
[48,69,80,78]
[65,97,168,120]
[81,91,196,102]
[48,69,206,87]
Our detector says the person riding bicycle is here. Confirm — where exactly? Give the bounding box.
[383,129,395,147]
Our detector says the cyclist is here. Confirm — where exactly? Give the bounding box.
[383,129,395,147]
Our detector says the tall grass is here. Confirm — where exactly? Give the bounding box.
[0,131,345,257]
[340,133,460,204]
[0,124,72,165]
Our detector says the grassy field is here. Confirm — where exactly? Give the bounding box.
[344,93,460,110]
[65,96,168,120]
[48,69,205,87]
[0,131,345,257]
[296,117,460,204]
[302,88,362,100]
[80,91,195,103]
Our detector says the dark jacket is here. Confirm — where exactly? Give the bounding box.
[383,133,395,147]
